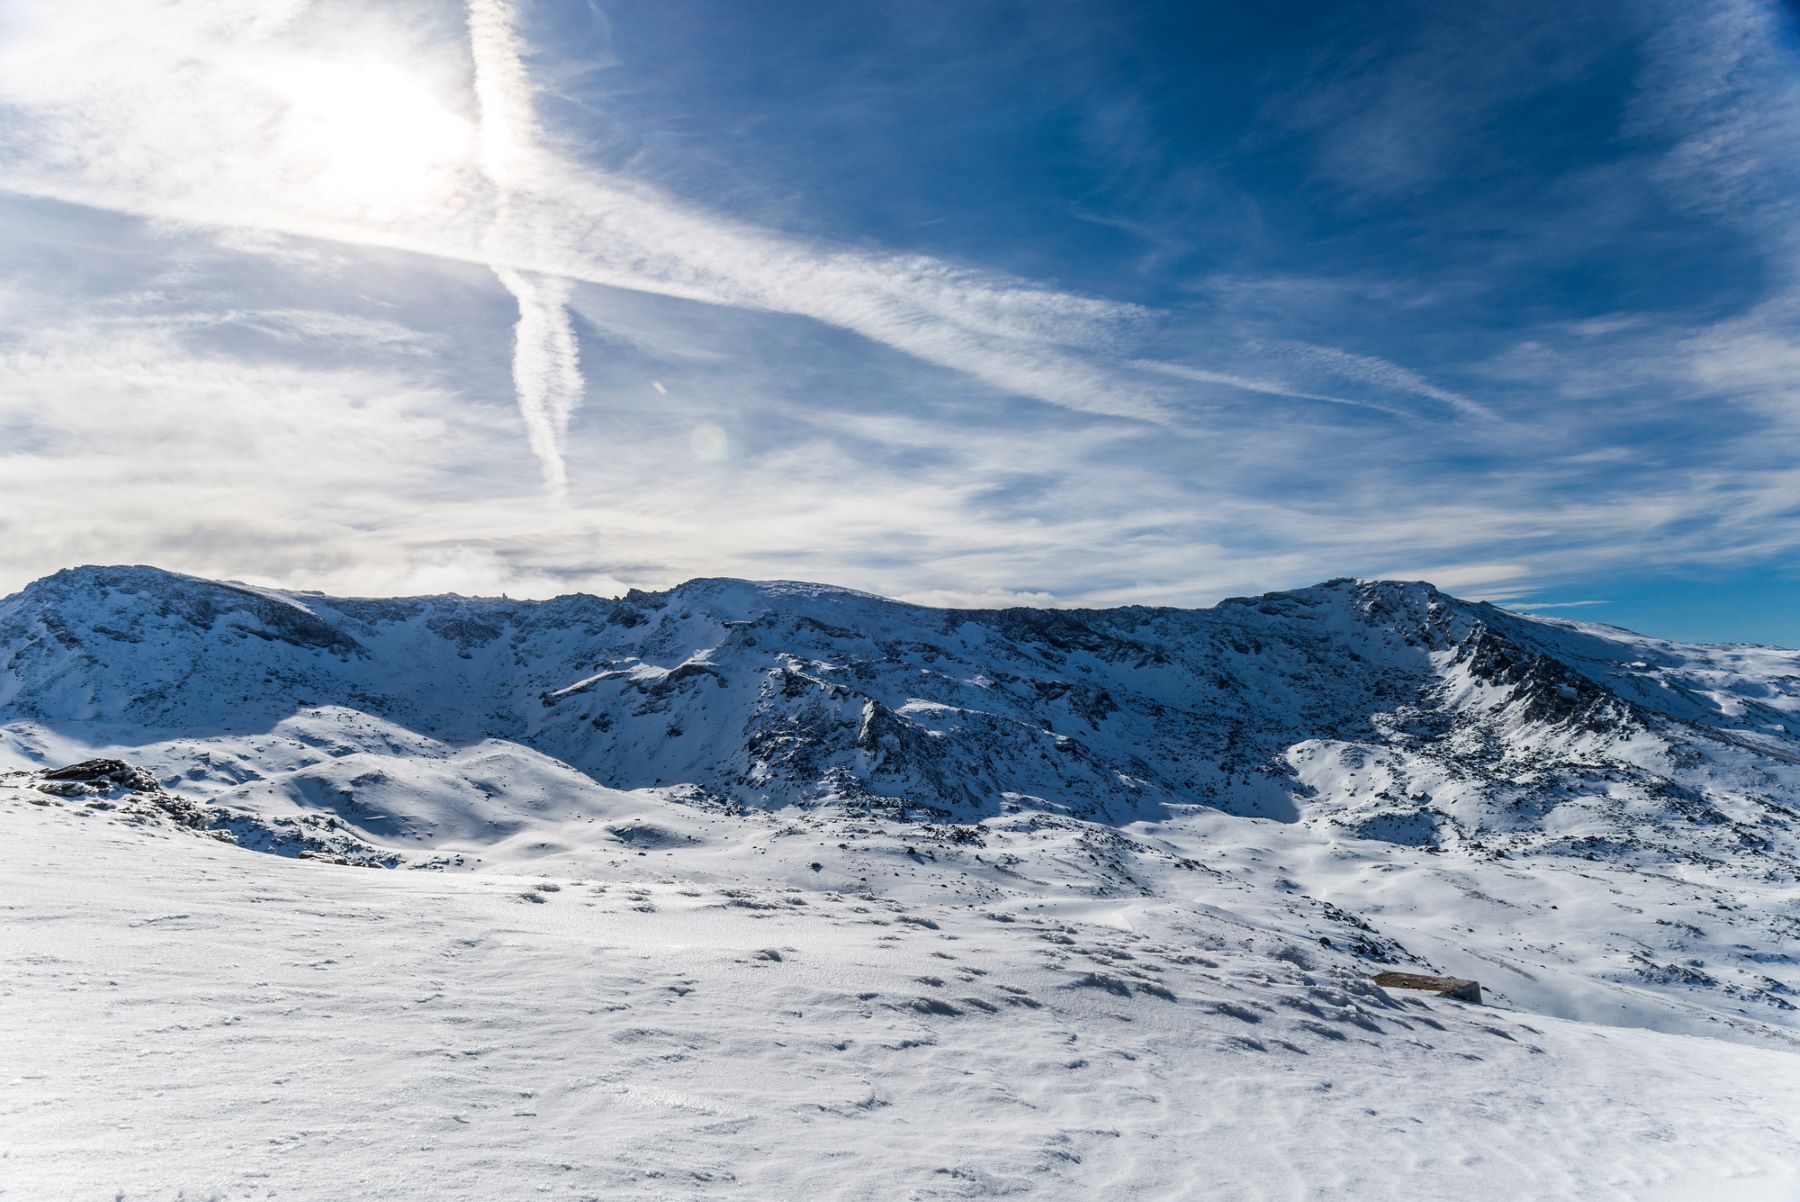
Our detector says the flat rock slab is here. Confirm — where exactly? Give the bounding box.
[1373,972,1483,1004]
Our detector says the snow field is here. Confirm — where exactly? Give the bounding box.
[3,792,1798,1201]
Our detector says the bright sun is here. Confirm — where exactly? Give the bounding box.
[274,61,475,205]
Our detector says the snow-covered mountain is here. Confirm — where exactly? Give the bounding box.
[4,564,1797,849]
[4,563,1798,1019]
[4,565,1800,1198]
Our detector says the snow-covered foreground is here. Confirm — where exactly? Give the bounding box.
[4,787,1799,1202]
[6,567,1800,1198]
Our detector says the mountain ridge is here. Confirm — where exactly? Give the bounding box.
[3,562,1795,847]
[4,562,1799,1045]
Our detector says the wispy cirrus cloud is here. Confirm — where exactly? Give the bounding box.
[1,0,1798,646]
[1131,358,1413,419]
[0,0,1165,446]
[1506,599,1611,610]
[1273,341,1495,421]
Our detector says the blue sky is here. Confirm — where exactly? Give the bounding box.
[0,0,1797,644]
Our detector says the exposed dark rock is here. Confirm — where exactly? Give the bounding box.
[1373,972,1483,1004]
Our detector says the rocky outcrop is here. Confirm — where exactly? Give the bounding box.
[1373,972,1483,1004]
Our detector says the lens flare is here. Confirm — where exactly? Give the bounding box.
[689,421,729,462]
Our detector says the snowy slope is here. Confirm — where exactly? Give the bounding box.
[2,565,1799,1197]
[4,781,1799,1202]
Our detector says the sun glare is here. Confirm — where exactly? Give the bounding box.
[274,61,474,204]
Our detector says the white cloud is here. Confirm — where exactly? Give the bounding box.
[0,0,1164,437]
[1505,599,1612,610]
[1275,341,1495,420]
[1627,0,1800,236]
[0,0,1797,624]
[225,307,438,350]
[1132,359,1413,419]
[0,301,522,593]
[894,587,1066,609]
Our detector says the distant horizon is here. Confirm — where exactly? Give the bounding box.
[10,560,1794,651]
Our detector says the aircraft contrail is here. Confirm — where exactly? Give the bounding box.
[468,0,584,499]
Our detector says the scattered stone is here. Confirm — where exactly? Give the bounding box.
[1373,972,1483,1004]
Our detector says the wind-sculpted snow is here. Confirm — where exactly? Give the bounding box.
[4,761,1800,1200]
